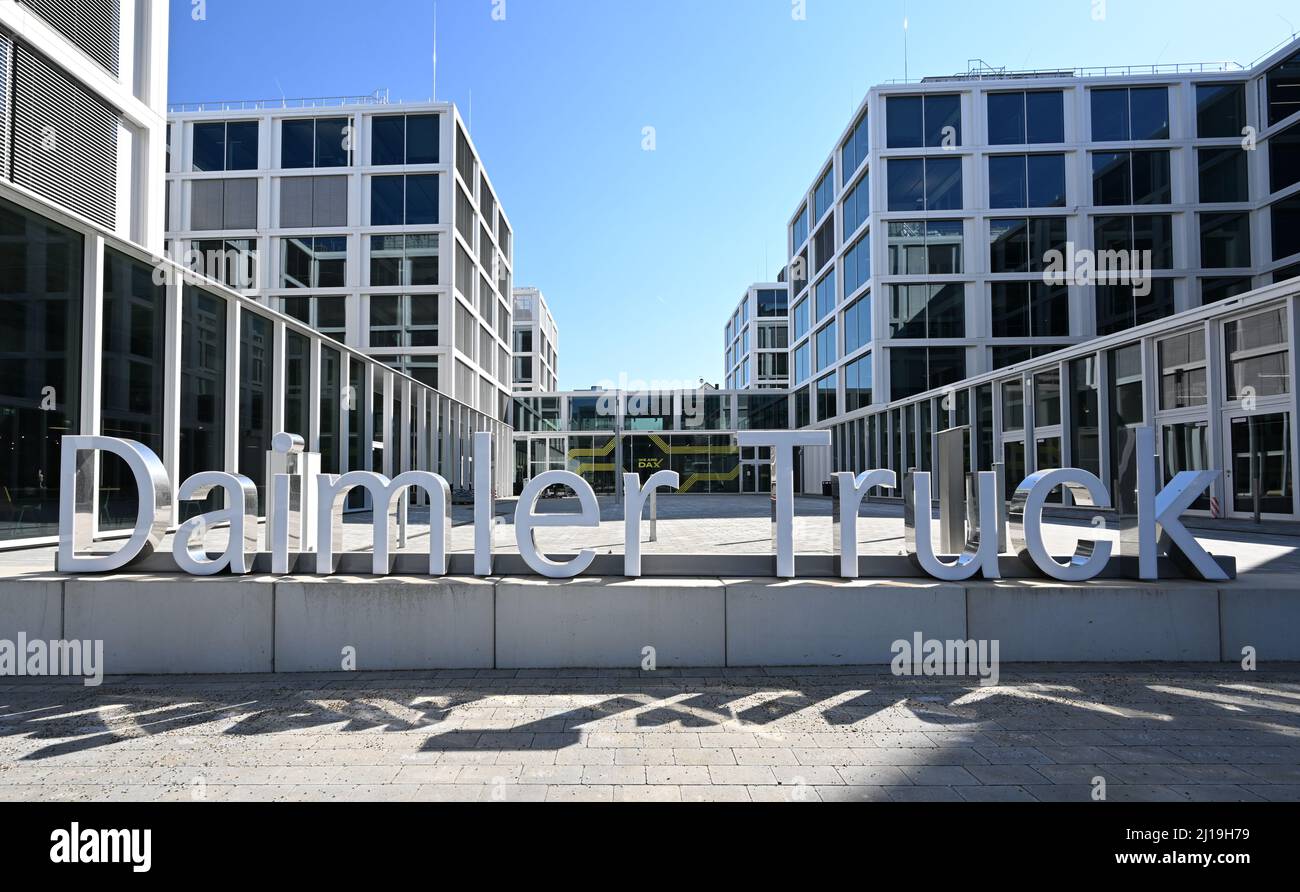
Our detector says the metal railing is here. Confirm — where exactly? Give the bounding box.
[886,59,1246,86]
[168,89,392,115]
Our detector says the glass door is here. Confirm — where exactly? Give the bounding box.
[1223,412,1295,519]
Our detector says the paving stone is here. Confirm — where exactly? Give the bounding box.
[678,785,751,802]
[614,785,681,802]
[647,766,711,785]
[966,764,1051,786]
[3,662,1298,803]
[835,766,911,786]
[545,785,614,802]
[900,766,981,786]
[582,765,646,785]
[886,786,965,802]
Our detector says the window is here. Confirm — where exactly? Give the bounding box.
[844,354,872,412]
[791,248,808,297]
[813,168,834,221]
[990,282,1069,337]
[283,295,346,337]
[369,234,439,286]
[371,174,439,225]
[191,238,257,290]
[369,295,439,348]
[1002,379,1024,431]
[1200,213,1252,269]
[179,287,226,520]
[886,93,961,148]
[990,217,1066,273]
[758,352,788,378]
[100,251,164,528]
[1266,49,1300,127]
[192,121,258,171]
[1108,344,1144,496]
[1225,308,1290,399]
[843,291,872,356]
[758,323,788,349]
[889,283,964,338]
[792,298,810,341]
[1158,330,1207,409]
[1270,121,1300,195]
[987,91,1064,145]
[1272,195,1300,260]
[279,175,348,228]
[888,221,962,275]
[991,345,1067,370]
[1094,214,1174,268]
[757,288,787,317]
[388,355,439,391]
[793,342,810,384]
[1091,150,1171,205]
[816,372,838,421]
[319,347,341,473]
[281,117,350,168]
[815,322,837,371]
[1091,87,1169,141]
[887,157,961,211]
[844,233,871,298]
[889,347,965,400]
[989,153,1066,208]
[792,204,809,249]
[280,236,347,288]
[793,387,811,428]
[190,178,257,230]
[1070,356,1101,478]
[1201,276,1253,304]
[813,219,835,271]
[841,109,869,184]
[1196,83,1246,137]
[843,173,869,238]
[1096,278,1175,335]
[371,113,439,165]
[1034,368,1061,427]
[814,269,836,321]
[238,312,275,505]
[1199,147,1249,203]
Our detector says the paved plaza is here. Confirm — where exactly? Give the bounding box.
[1,664,1298,802]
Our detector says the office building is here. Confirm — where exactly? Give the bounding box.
[166,97,515,421]
[0,6,512,549]
[511,287,558,392]
[783,36,1300,441]
[724,283,789,389]
[537,36,1300,517]
[0,0,168,250]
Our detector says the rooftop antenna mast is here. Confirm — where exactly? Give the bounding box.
[431,1,438,100]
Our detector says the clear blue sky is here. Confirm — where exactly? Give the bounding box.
[168,0,1299,390]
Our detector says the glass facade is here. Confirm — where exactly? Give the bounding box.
[100,250,166,530]
[0,200,83,541]
[179,286,227,520]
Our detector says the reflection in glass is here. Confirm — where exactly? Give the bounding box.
[179,287,227,520]
[0,201,83,540]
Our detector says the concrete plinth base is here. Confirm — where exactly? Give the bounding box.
[0,573,1293,674]
[274,577,495,671]
[725,579,967,665]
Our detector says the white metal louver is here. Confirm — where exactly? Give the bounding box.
[18,0,120,76]
[10,45,119,229]
[0,34,10,180]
